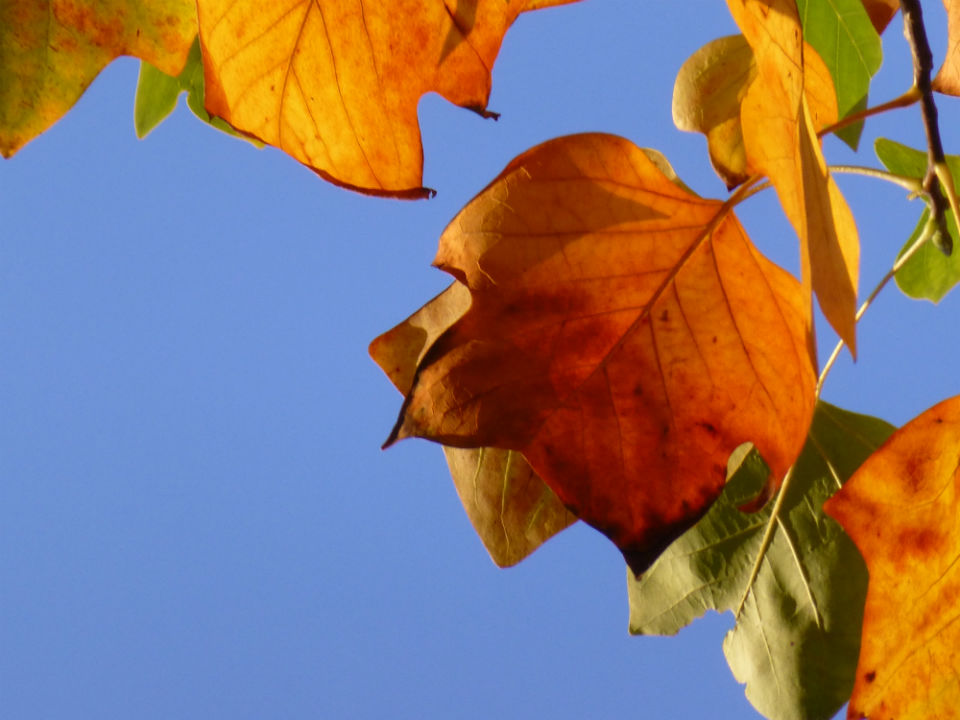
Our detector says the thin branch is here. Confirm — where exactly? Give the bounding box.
[901,0,954,254]
[817,87,920,139]
[829,165,924,194]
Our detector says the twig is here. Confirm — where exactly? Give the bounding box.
[901,0,955,254]
[817,88,920,140]
[829,165,924,194]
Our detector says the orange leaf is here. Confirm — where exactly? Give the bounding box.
[727,0,860,355]
[370,283,576,567]
[196,0,579,198]
[862,0,899,33]
[825,395,960,720]
[386,133,817,573]
[934,0,960,95]
[0,0,196,157]
[672,34,837,190]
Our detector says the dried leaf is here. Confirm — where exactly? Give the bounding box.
[370,283,576,567]
[825,395,960,720]
[673,34,837,189]
[195,0,579,198]
[0,0,196,157]
[934,0,960,95]
[386,133,817,574]
[630,402,892,720]
[728,0,860,355]
[861,0,899,33]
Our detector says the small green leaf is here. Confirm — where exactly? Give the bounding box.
[629,402,893,720]
[134,37,262,146]
[797,0,883,149]
[875,138,960,302]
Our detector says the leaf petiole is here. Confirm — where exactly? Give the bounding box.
[829,165,923,195]
[817,87,921,140]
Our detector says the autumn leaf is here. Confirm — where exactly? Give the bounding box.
[630,402,892,720]
[934,0,960,95]
[875,138,960,302]
[385,133,817,574]
[727,0,860,355]
[195,0,579,198]
[672,34,837,189]
[861,0,899,33]
[825,395,960,720]
[797,0,883,148]
[370,282,577,567]
[0,0,196,157]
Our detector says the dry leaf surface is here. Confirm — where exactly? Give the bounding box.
[387,133,817,573]
[825,395,960,720]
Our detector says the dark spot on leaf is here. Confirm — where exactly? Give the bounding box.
[711,335,718,344]
[697,421,718,436]
[864,670,876,683]
[659,309,669,322]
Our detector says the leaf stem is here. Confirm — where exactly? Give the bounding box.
[816,88,920,140]
[829,165,924,194]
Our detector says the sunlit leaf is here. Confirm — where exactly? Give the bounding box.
[728,0,860,355]
[195,0,579,198]
[875,138,960,302]
[385,133,817,574]
[934,0,960,95]
[825,395,960,720]
[630,402,891,720]
[135,37,261,145]
[0,0,196,157]
[861,0,899,33]
[370,283,577,567]
[672,34,837,190]
[797,0,883,148]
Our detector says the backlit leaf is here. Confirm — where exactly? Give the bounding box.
[630,402,892,720]
[934,0,960,95]
[797,0,883,148]
[861,0,898,33]
[195,0,579,198]
[385,133,817,574]
[672,34,837,190]
[135,37,261,144]
[370,283,576,567]
[728,0,860,355]
[875,138,960,302]
[825,395,960,720]
[0,0,196,157]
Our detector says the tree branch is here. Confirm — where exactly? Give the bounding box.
[901,0,955,254]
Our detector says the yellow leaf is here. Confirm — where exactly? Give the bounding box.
[196,0,579,198]
[370,283,577,567]
[825,395,960,720]
[0,0,196,157]
[934,0,960,96]
[673,33,837,190]
[386,133,817,573]
[727,0,860,355]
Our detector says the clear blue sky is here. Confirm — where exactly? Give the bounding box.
[2,2,959,718]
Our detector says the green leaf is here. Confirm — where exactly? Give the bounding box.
[797,0,883,149]
[134,37,262,146]
[628,402,894,720]
[875,138,960,302]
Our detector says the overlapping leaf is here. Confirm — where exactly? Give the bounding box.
[672,34,837,189]
[861,0,899,33]
[875,138,960,301]
[630,402,892,720]
[797,0,883,148]
[934,0,960,95]
[385,133,817,574]
[195,0,579,198]
[727,0,860,354]
[370,282,577,567]
[0,0,196,157]
[825,395,960,720]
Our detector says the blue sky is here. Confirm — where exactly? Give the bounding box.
[2,2,959,718]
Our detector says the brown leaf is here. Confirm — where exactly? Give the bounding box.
[0,0,196,157]
[196,0,579,198]
[370,283,576,567]
[825,396,960,720]
[727,0,860,355]
[673,34,837,190]
[862,0,899,33]
[934,0,960,95]
[387,133,817,574]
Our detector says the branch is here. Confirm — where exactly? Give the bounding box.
[901,0,956,254]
